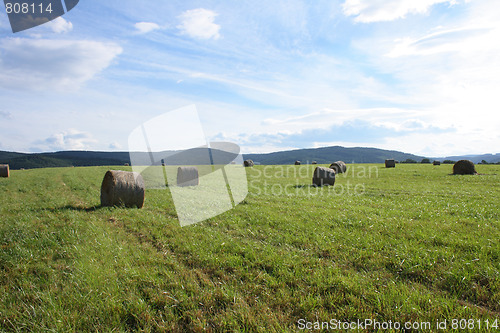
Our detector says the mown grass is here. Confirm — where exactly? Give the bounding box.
[0,164,499,332]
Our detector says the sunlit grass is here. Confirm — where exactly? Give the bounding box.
[0,164,499,331]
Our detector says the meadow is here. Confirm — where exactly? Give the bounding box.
[0,163,499,332]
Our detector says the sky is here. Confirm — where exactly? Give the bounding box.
[0,0,499,157]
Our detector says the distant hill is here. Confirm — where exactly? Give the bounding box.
[1,146,498,169]
[0,151,131,170]
[433,153,500,164]
[243,146,426,164]
[0,148,239,170]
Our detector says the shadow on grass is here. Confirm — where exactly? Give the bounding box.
[50,204,104,212]
[448,173,497,176]
[293,184,313,189]
[293,184,332,188]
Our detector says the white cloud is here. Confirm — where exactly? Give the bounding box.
[0,38,122,90]
[177,8,221,40]
[47,17,73,33]
[109,142,122,150]
[34,129,97,151]
[134,22,161,34]
[342,0,456,23]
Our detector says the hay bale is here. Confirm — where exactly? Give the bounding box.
[329,161,347,174]
[295,161,301,165]
[177,166,199,187]
[433,160,441,166]
[312,166,335,186]
[453,160,477,175]
[0,164,9,178]
[385,159,396,168]
[100,170,145,208]
[243,160,254,167]
[312,161,317,165]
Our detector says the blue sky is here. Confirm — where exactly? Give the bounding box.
[0,0,499,156]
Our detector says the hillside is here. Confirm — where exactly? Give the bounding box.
[0,150,131,170]
[244,146,426,164]
[0,148,240,170]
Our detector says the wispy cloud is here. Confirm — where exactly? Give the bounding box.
[387,26,493,57]
[33,129,97,151]
[342,0,456,23]
[260,108,426,133]
[343,0,500,156]
[177,8,221,40]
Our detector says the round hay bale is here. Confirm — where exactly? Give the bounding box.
[295,161,301,165]
[100,170,145,208]
[312,161,317,165]
[177,166,199,187]
[0,164,10,178]
[312,166,335,187]
[329,161,347,174]
[385,159,396,168]
[243,159,254,167]
[433,160,441,166]
[453,160,477,175]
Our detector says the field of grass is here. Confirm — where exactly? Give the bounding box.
[0,163,499,332]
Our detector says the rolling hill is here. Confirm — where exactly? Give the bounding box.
[244,146,426,164]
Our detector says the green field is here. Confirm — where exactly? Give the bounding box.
[0,164,499,332]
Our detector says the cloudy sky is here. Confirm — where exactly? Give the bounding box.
[0,0,499,156]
